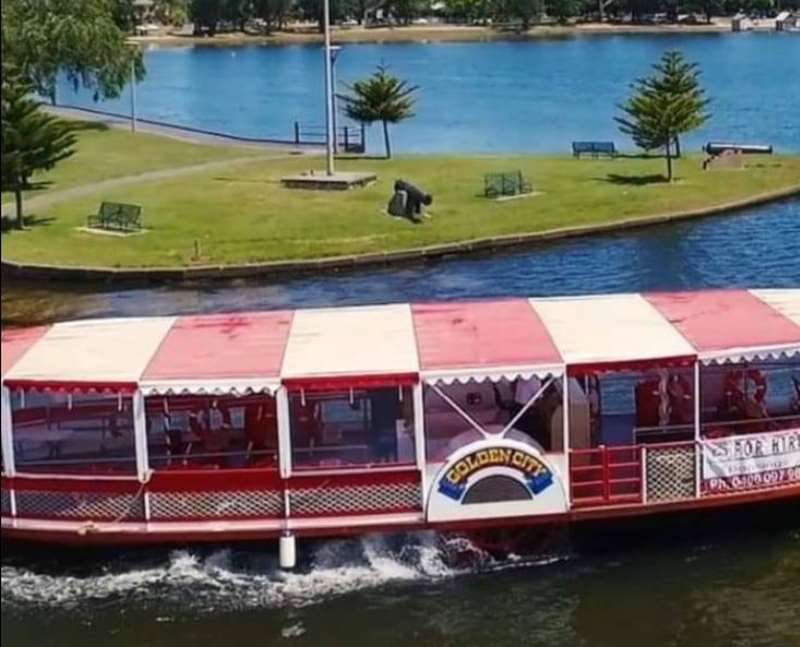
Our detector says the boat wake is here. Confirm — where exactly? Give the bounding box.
[0,533,570,612]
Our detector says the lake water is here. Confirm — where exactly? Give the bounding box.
[57,33,800,154]
[5,33,800,647]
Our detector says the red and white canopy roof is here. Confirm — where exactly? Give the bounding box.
[2,290,798,394]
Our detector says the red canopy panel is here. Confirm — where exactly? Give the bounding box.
[411,300,562,371]
[645,290,800,353]
[142,311,294,381]
[1,326,49,378]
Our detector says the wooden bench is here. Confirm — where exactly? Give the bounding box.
[87,201,142,232]
[572,141,617,158]
[484,170,532,198]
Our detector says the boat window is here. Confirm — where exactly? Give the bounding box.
[700,359,800,439]
[145,394,279,470]
[10,391,136,474]
[289,387,415,469]
[423,379,564,461]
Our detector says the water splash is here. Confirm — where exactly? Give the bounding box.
[0,532,570,612]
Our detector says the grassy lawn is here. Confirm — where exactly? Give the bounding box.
[3,152,799,268]
[0,121,263,204]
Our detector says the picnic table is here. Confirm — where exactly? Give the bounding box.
[87,201,143,232]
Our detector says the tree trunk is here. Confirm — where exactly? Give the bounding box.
[599,0,605,22]
[665,137,673,182]
[674,136,682,159]
[14,186,25,230]
[382,120,392,159]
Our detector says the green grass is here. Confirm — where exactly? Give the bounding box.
[4,152,799,268]
[0,121,263,203]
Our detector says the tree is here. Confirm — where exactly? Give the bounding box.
[1,0,145,103]
[339,65,418,159]
[190,0,224,34]
[548,0,581,22]
[1,68,76,230]
[615,51,710,182]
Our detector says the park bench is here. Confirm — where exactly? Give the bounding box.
[87,201,143,232]
[484,170,532,198]
[572,141,617,158]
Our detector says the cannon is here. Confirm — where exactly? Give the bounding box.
[703,142,773,156]
[388,179,433,220]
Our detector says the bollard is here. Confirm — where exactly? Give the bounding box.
[279,532,297,569]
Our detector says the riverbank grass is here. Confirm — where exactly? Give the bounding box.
[0,121,264,205]
[3,153,799,268]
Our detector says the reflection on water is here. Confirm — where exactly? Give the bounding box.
[3,198,799,327]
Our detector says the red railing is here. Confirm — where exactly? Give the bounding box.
[2,465,423,523]
[570,444,643,507]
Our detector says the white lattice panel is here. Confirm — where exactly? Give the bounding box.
[290,482,421,516]
[646,446,696,503]
[15,490,144,520]
[150,490,284,519]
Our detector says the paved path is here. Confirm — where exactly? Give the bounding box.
[46,105,322,152]
[1,154,292,218]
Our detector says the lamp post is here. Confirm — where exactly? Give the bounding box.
[330,46,342,155]
[130,56,137,133]
[128,42,139,133]
[322,0,335,175]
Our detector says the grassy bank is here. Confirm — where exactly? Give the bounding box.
[0,121,263,206]
[3,149,799,270]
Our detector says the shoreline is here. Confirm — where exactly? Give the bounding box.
[4,184,798,285]
[129,19,764,47]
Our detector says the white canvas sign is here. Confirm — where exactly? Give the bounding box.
[702,428,800,493]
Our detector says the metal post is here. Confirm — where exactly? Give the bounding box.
[322,0,335,176]
[412,383,427,506]
[562,373,571,505]
[130,56,137,133]
[133,390,149,482]
[294,121,300,145]
[693,361,702,498]
[1,386,16,477]
[331,50,339,155]
[276,386,292,479]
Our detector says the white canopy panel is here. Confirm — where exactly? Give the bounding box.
[752,289,800,328]
[281,304,419,379]
[529,294,696,367]
[5,317,176,386]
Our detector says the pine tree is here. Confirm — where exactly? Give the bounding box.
[616,51,711,182]
[1,68,76,229]
[339,65,418,159]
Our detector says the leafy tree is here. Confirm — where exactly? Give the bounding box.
[1,0,145,102]
[641,49,710,157]
[339,64,418,159]
[548,0,581,22]
[1,68,77,230]
[254,0,292,31]
[615,51,710,182]
[190,0,223,34]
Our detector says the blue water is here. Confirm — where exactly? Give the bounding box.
[58,33,800,154]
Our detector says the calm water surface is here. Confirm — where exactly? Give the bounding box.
[5,33,800,647]
[58,33,800,154]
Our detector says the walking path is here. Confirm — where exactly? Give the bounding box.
[45,105,322,152]
[1,154,294,218]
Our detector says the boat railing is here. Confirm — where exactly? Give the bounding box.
[569,444,643,507]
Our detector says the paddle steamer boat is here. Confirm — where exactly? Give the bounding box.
[2,290,798,567]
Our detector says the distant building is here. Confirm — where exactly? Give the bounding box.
[731,13,753,32]
[775,11,800,31]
